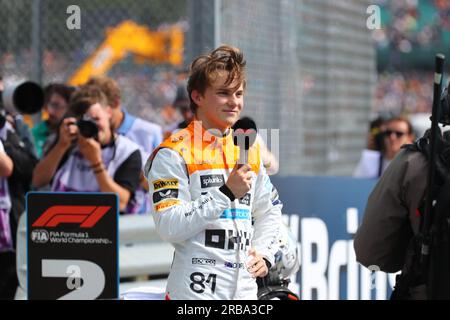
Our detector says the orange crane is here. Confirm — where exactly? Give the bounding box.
[68,20,184,86]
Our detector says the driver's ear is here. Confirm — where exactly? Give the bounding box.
[191,90,203,108]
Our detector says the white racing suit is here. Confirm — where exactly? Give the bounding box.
[144,122,281,300]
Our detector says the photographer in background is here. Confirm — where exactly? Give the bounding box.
[31,83,75,158]
[0,134,16,299]
[0,76,41,299]
[32,85,142,213]
[353,116,415,178]
[0,76,39,159]
[355,73,450,299]
[86,76,162,214]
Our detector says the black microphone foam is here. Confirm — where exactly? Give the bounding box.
[232,117,257,150]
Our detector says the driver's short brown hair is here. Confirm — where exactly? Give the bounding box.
[187,45,246,113]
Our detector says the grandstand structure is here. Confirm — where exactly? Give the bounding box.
[376,0,450,70]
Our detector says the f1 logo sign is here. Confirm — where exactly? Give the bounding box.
[32,205,111,228]
[27,193,118,299]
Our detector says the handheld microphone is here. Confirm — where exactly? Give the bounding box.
[232,117,257,165]
[230,117,258,298]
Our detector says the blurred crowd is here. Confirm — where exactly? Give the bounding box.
[373,0,450,53]
[374,71,436,114]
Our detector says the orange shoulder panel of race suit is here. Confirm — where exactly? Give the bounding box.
[148,121,260,176]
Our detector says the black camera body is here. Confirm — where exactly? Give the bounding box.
[77,117,99,140]
[439,88,450,126]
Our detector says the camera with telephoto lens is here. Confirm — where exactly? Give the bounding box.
[0,80,44,127]
[77,115,99,140]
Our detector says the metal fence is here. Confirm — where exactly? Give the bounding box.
[1,0,376,176]
[215,0,377,176]
[188,0,376,176]
[0,0,187,125]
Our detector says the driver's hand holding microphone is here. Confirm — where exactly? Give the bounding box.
[225,163,253,198]
[221,162,270,279]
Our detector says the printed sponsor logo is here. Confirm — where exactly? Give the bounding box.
[270,187,282,206]
[200,174,224,188]
[171,135,185,143]
[272,199,282,206]
[184,196,212,217]
[153,188,179,203]
[239,193,251,206]
[205,229,251,251]
[219,208,250,220]
[155,199,180,212]
[192,258,216,266]
[31,229,49,243]
[153,179,179,191]
[33,231,111,245]
[32,205,110,228]
[224,261,245,269]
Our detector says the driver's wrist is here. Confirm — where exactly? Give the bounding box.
[219,183,236,201]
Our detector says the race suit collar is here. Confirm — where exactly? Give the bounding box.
[192,117,231,138]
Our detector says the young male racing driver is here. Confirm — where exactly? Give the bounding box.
[145,45,281,300]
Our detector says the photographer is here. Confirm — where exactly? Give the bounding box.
[0,77,41,299]
[354,126,438,299]
[0,136,15,299]
[86,76,162,214]
[353,116,415,178]
[32,85,142,212]
[355,72,450,299]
